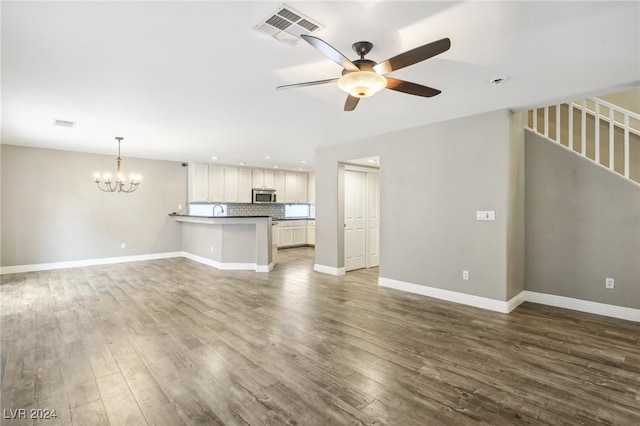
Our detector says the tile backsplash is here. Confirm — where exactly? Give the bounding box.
[190,203,315,219]
[227,203,284,217]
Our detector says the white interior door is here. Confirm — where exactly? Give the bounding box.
[345,170,367,271]
[366,172,380,267]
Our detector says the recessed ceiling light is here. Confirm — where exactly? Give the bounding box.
[300,160,308,164]
[265,156,272,159]
[490,76,508,85]
[298,168,304,171]
[52,119,76,128]
[367,159,377,163]
[211,156,219,160]
[239,162,246,165]
[273,165,279,169]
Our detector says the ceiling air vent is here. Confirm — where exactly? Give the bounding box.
[253,3,324,46]
[52,119,76,128]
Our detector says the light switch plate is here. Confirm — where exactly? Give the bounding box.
[476,210,496,221]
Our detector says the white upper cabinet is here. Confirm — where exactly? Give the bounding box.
[274,170,286,201]
[188,163,309,204]
[238,168,252,203]
[307,172,315,204]
[224,167,252,202]
[284,171,308,203]
[223,167,239,202]
[284,171,297,203]
[264,170,276,189]
[188,162,210,202]
[208,165,225,201]
[252,169,275,189]
[295,173,308,203]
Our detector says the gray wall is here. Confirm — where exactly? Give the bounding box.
[525,131,640,309]
[316,110,524,302]
[181,222,256,263]
[506,112,526,299]
[1,144,186,266]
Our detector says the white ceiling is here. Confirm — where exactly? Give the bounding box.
[2,1,639,170]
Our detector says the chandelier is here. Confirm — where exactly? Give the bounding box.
[93,137,141,193]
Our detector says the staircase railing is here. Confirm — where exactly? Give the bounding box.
[526,97,639,185]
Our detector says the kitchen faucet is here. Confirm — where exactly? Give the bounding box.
[213,204,225,216]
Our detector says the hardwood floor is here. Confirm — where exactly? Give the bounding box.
[1,247,639,425]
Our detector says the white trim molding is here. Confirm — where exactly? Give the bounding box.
[1,251,274,274]
[378,277,523,314]
[523,291,640,323]
[181,252,266,272]
[314,264,346,276]
[257,262,275,273]
[377,277,640,322]
[0,252,184,275]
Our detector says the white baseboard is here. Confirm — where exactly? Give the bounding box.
[377,277,639,322]
[1,251,273,274]
[0,252,184,275]
[181,252,265,272]
[4,256,638,322]
[523,291,640,322]
[257,262,275,273]
[314,264,346,276]
[378,277,520,313]
[507,290,528,313]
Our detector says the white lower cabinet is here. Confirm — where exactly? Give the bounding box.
[307,220,315,245]
[280,226,294,247]
[275,220,308,248]
[272,224,281,248]
[293,224,306,245]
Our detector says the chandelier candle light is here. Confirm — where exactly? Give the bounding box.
[94,137,141,193]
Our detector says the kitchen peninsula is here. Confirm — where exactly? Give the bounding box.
[170,214,274,272]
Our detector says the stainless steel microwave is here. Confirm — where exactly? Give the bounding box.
[252,188,277,204]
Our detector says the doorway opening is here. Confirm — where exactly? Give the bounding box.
[342,156,380,273]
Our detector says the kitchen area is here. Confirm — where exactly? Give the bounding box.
[171,162,315,272]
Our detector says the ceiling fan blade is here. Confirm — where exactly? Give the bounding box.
[301,35,360,72]
[276,78,338,90]
[344,95,360,111]
[385,78,441,97]
[374,38,451,75]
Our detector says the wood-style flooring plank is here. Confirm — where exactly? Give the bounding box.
[69,400,109,426]
[95,372,147,426]
[115,352,185,425]
[2,247,639,425]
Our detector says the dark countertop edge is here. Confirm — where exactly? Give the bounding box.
[273,218,316,221]
[169,214,271,218]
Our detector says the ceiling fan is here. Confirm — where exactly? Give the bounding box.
[277,35,451,111]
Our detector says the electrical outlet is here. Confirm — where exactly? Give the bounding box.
[605,278,614,289]
[210,245,214,252]
[476,211,496,221]
[462,270,469,281]
[121,243,126,249]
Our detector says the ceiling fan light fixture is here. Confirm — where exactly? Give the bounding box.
[337,71,387,98]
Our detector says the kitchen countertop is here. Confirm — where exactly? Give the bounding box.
[169,214,315,220]
[169,213,271,218]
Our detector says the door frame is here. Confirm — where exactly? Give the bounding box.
[342,162,380,272]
